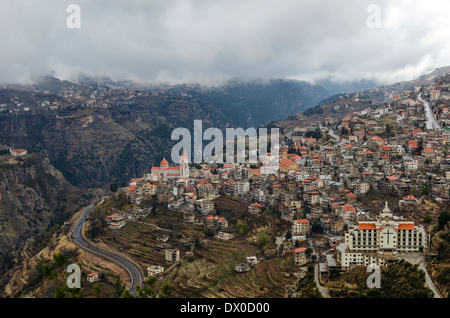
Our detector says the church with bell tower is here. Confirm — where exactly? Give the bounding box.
[150,151,190,181]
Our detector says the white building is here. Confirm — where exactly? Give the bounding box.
[147,265,164,277]
[215,232,234,240]
[430,89,440,101]
[10,148,27,157]
[87,272,99,283]
[404,161,419,171]
[233,181,250,195]
[292,219,310,235]
[246,256,259,265]
[261,165,277,175]
[165,249,180,263]
[338,202,429,269]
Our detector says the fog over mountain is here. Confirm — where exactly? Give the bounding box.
[0,0,449,86]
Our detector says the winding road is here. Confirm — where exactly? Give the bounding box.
[418,93,441,131]
[72,203,145,292]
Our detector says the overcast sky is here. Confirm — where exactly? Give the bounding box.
[0,0,449,85]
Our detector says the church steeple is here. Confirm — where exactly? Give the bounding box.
[180,151,189,178]
[380,201,393,221]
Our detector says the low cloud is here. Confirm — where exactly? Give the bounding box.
[0,0,449,85]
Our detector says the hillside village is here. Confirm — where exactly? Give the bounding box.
[2,74,450,298]
[84,73,450,298]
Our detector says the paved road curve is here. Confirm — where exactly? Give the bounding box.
[418,93,441,131]
[72,203,145,293]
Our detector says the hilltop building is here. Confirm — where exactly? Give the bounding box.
[337,202,429,269]
[10,148,27,157]
[150,151,189,181]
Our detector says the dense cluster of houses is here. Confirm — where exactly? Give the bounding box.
[115,80,450,273]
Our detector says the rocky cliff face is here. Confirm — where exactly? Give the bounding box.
[0,154,88,279]
[0,96,233,187]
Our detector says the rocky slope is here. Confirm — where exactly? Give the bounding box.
[0,153,91,291]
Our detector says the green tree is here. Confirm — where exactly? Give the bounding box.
[52,252,67,268]
[423,215,433,225]
[380,260,433,298]
[420,182,430,196]
[236,220,250,236]
[135,284,146,298]
[161,283,171,295]
[256,232,269,247]
[121,289,135,298]
[385,124,393,136]
[93,284,100,298]
[366,289,382,298]
[151,202,158,214]
[114,278,125,297]
[285,230,292,240]
[110,183,119,193]
[305,247,313,258]
[54,286,67,298]
[312,222,324,234]
[146,276,157,286]
[438,211,450,230]
[41,263,56,280]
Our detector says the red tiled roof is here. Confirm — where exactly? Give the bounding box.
[281,158,297,166]
[409,128,425,135]
[397,224,415,230]
[386,176,398,181]
[359,224,377,230]
[11,149,27,153]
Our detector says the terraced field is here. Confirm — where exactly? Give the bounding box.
[99,198,296,298]
[165,238,296,298]
[103,222,167,269]
[101,208,204,273]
